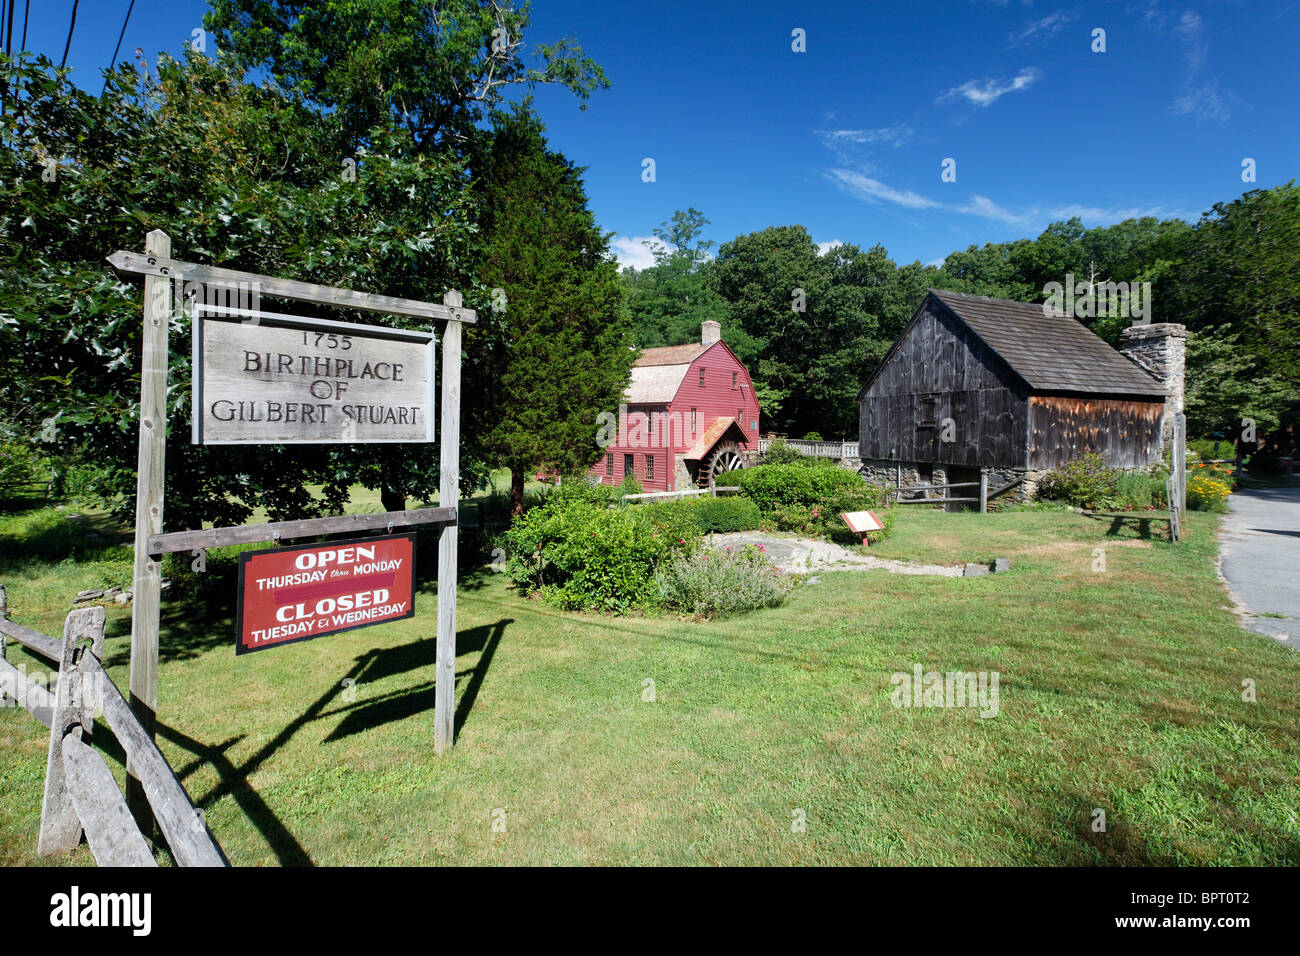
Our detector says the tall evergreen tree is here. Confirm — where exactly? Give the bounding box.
[467,105,632,514]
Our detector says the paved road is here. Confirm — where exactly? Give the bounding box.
[1217,486,1300,651]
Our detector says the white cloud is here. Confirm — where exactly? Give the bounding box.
[926,256,948,268]
[824,166,1184,232]
[1163,8,1242,124]
[1008,11,1078,47]
[1048,202,1181,224]
[817,240,845,255]
[958,194,1030,226]
[817,126,913,149]
[1172,10,1208,70]
[825,169,941,210]
[609,235,662,271]
[939,68,1040,107]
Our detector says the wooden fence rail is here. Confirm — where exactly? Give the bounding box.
[890,471,990,513]
[0,588,227,867]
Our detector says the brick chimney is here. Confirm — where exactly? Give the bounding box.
[701,320,721,346]
[1119,322,1187,445]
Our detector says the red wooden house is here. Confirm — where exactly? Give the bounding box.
[589,321,761,492]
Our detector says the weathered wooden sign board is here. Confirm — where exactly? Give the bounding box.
[194,315,435,444]
[842,510,885,547]
[841,510,885,534]
[235,534,415,654]
[108,232,475,837]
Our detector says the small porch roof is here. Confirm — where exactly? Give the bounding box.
[683,418,747,461]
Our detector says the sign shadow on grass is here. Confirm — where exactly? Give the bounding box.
[321,618,511,745]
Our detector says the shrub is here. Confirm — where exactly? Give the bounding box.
[1038,454,1177,511]
[692,496,762,532]
[802,431,824,442]
[1036,453,1120,509]
[1113,470,1167,510]
[655,543,794,619]
[765,486,894,543]
[615,475,642,497]
[1187,474,1231,512]
[733,463,864,512]
[0,440,52,491]
[761,438,805,465]
[504,489,697,613]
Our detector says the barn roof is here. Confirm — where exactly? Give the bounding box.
[624,342,716,403]
[929,290,1167,397]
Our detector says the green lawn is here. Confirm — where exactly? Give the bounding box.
[1,497,1297,865]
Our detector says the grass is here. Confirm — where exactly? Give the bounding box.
[1,495,1298,865]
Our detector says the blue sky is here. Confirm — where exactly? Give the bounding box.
[19,1,1300,269]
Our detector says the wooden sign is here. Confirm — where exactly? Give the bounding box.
[194,318,434,444]
[842,510,885,534]
[235,534,416,654]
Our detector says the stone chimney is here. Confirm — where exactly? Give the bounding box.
[1119,323,1187,411]
[701,320,721,346]
[1119,323,1187,445]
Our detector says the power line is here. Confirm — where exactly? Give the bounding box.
[102,0,136,95]
[60,0,78,70]
[21,0,29,52]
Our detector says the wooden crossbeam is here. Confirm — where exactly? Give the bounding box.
[106,250,478,324]
[83,653,228,867]
[0,617,63,663]
[148,506,456,555]
[0,658,55,727]
[61,736,157,867]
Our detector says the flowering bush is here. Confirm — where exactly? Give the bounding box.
[1187,474,1231,512]
[655,544,795,619]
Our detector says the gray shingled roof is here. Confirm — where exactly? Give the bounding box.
[929,289,1167,397]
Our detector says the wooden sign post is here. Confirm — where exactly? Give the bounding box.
[435,293,462,755]
[125,229,170,833]
[109,233,476,833]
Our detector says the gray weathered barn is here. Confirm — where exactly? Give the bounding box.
[857,289,1186,500]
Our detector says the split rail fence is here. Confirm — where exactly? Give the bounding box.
[889,469,991,513]
[0,587,227,867]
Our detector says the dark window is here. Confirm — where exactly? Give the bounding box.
[605,453,613,477]
[647,412,653,437]
[691,408,697,434]
[732,371,738,388]
[918,396,937,427]
[737,409,744,430]
[698,367,705,386]
[624,453,634,477]
[645,454,654,480]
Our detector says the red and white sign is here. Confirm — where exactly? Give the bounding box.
[235,534,415,655]
[841,510,885,534]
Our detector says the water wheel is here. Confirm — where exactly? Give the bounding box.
[703,441,746,486]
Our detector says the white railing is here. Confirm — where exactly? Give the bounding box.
[621,486,740,504]
[757,439,859,459]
